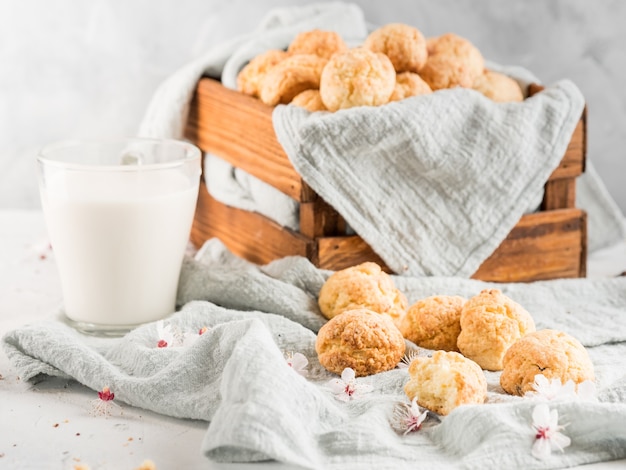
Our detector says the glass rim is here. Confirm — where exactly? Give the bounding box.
[37,137,202,172]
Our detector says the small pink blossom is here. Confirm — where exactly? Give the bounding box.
[531,403,571,460]
[156,320,175,348]
[90,386,122,417]
[392,397,428,435]
[198,326,209,335]
[285,352,309,377]
[327,368,373,402]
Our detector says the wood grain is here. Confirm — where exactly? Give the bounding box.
[190,181,315,265]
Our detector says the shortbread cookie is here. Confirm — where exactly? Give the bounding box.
[473,69,524,102]
[389,72,432,101]
[316,308,406,376]
[318,262,408,325]
[457,289,535,371]
[363,23,428,73]
[237,49,290,97]
[500,329,595,396]
[420,33,484,90]
[259,53,327,106]
[291,89,328,112]
[288,29,348,60]
[319,48,396,111]
[404,350,487,415]
[399,295,465,351]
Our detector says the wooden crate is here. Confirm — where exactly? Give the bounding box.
[185,78,587,282]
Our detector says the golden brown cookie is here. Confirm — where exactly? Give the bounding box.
[318,261,408,325]
[319,48,396,111]
[363,23,428,73]
[473,69,524,102]
[420,33,484,90]
[399,295,465,351]
[456,289,535,371]
[389,72,433,101]
[404,350,487,415]
[500,329,595,396]
[291,89,328,112]
[288,29,348,60]
[316,308,406,376]
[259,53,327,106]
[237,49,290,97]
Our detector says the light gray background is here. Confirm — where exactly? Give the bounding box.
[1,0,624,214]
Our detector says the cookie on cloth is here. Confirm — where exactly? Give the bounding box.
[316,308,406,376]
[456,289,535,371]
[389,72,432,102]
[291,89,328,112]
[288,29,348,60]
[473,69,524,102]
[399,295,466,351]
[500,329,595,396]
[404,350,487,415]
[237,49,290,97]
[318,261,408,325]
[259,53,327,106]
[363,23,428,73]
[420,33,484,90]
[319,48,396,111]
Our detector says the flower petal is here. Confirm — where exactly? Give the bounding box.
[341,368,356,383]
[532,403,551,428]
[550,432,572,452]
[290,352,309,370]
[532,437,552,460]
[577,380,597,402]
[327,378,347,394]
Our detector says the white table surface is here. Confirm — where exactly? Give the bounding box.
[1,209,625,470]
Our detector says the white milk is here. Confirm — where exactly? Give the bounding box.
[41,170,198,327]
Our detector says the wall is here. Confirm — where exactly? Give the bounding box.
[1,0,624,214]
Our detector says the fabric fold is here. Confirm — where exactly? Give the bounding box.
[3,240,626,469]
[275,80,584,276]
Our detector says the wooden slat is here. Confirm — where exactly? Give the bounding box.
[528,84,586,180]
[300,196,347,238]
[317,209,585,282]
[185,78,315,202]
[317,236,388,272]
[472,209,586,282]
[190,181,315,265]
[541,178,577,210]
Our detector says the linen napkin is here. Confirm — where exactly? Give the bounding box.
[274,80,583,276]
[4,239,626,469]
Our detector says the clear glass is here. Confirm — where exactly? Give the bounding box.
[37,138,201,336]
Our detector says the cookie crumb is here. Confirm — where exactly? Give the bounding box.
[135,460,157,470]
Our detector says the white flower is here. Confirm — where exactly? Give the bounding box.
[285,352,309,377]
[531,403,571,460]
[327,368,373,402]
[156,320,176,348]
[392,397,429,435]
[89,386,123,418]
[525,374,597,402]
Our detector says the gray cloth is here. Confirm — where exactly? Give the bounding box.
[274,81,584,276]
[3,239,626,469]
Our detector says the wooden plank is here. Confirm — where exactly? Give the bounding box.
[300,195,347,238]
[541,178,577,210]
[317,236,389,272]
[190,181,315,265]
[528,84,586,180]
[318,209,585,282]
[472,209,586,282]
[185,78,313,202]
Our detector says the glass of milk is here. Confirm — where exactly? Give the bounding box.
[37,138,201,335]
